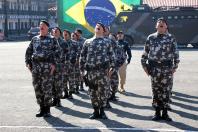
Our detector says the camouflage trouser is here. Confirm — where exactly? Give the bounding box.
[62,63,69,93]
[32,62,53,107]
[53,63,63,99]
[68,63,80,92]
[110,70,119,94]
[150,66,173,110]
[88,69,110,108]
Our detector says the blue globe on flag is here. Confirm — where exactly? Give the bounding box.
[84,0,116,27]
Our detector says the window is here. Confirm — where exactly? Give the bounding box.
[9,22,14,30]
[0,1,3,9]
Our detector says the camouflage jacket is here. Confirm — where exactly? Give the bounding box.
[141,32,180,69]
[80,36,116,71]
[25,35,59,65]
[67,39,80,64]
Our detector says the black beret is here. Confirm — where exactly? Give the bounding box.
[40,20,50,27]
[97,22,106,32]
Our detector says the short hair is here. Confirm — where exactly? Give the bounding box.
[157,17,168,26]
[63,29,71,37]
[75,28,82,34]
[97,22,106,32]
[40,20,49,27]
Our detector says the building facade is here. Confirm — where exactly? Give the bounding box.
[0,0,52,37]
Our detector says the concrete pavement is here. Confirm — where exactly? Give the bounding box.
[0,41,197,132]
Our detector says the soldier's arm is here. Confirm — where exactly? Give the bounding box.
[172,37,180,70]
[125,42,132,64]
[79,40,88,72]
[25,39,34,70]
[141,37,150,74]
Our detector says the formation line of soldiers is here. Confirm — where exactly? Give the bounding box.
[25,18,179,121]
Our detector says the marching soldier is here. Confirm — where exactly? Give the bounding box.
[64,32,80,98]
[51,27,64,107]
[62,30,72,99]
[75,29,86,91]
[80,22,116,119]
[141,18,180,121]
[25,20,58,117]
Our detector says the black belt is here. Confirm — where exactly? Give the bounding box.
[149,60,172,67]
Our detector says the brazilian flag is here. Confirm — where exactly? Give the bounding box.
[58,0,141,37]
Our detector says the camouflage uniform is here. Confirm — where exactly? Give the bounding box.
[80,36,115,108]
[109,39,119,96]
[76,37,86,90]
[68,40,80,94]
[53,37,65,100]
[141,32,180,110]
[62,39,71,97]
[25,35,58,107]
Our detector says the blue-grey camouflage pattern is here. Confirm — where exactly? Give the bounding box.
[25,35,59,107]
[108,38,119,95]
[80,37,116,108]
[62,39,71,94]
[141,32,180,109]
[68,39,81,93]
[53,37,65,99]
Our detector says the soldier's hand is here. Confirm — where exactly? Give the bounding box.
[144,68,149,76]
[50,64,55,75]
[26,64,32,73]
[108,68,114,78]
[172,69,176,74]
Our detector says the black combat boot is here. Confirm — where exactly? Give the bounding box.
[36,105,45,117]
[152,108,161,121]
[105,100,112,109]
[109,93,117,101]
[43,106,51,118]
[62,91,68,99]
[52,98,57,107]
[75,86,80,94]
[79,81,85,91]
[99,107,108,119]
[56,99,62,107]
[89,107,100,119]
[68,91,73,99]
[162,108,172,121]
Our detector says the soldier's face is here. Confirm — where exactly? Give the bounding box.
[75,31,80,38]
[95,24,104,35]
[117,33,124,40]
[39,22,48,34]
[156,21,167,34]
[53,28,61,37]
[71,33,77,41]
[63,31,70,40]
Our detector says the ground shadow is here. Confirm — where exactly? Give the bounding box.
[109,107,151,121]
[172,101,198,112]
[172,95,198,104]
[121,91,152,99]
[165,120,198,131]
[172,91,198,99]
[171,109,198,121]
[56,105,91,119]
[44,115,101,132]
[111,100,152,110]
